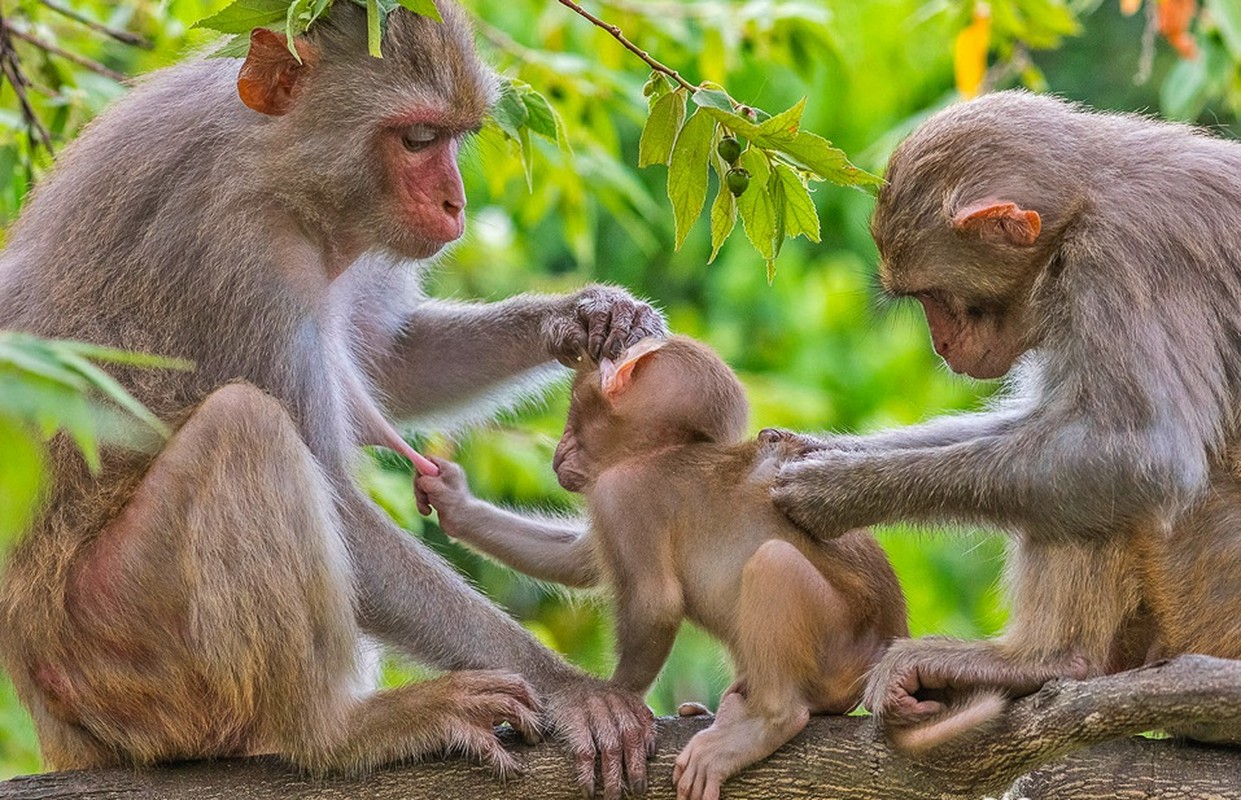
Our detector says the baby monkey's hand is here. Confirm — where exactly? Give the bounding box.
[414,457,477,537]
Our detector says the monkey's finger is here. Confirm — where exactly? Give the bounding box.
[601,303,638,362]
[560,710,597,800]
[461,726,522,779]
[583,303,615,363]
[491,695,543,745]
[586,695,623,800]
[609,694,649,795]
[414,481,433,516]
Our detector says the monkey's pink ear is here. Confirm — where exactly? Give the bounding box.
[600,338,667,403]
[952,200,1041,246]
[237,29,318,117]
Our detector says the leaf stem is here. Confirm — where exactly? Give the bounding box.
[554,0,697,94]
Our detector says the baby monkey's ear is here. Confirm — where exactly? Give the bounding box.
[600,337,667,404]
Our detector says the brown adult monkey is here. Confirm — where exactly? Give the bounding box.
[0,3,665,794]
[417,336,909,800]
[765,90,1241,750]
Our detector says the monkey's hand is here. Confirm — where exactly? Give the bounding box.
[414,457,476,529]
[544,285,667,366]
[541,674,655,800]
[757,427,867,454]
[417,670,543,777]
[769,451,870,540]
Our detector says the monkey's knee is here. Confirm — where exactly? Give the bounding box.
[741,539,812,588]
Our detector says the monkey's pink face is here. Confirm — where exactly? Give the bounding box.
[914,291,1023,380]
[380,117,471,257]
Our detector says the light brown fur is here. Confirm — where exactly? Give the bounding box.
[419,336,908,800]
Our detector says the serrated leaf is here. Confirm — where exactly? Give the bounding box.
[643,72,673,99]
[522,91,558,141]
[366,0,384,57]
[770,168,786,259]
[667,110,715,250]
[396,0,443,22]
[735,148,776,260]
[518,126,534,190]
[639,90,686,167]
[708,181,736,263]
[491,80,529,139]
[777,131,882,187]
[195,0,289,33]
[756,97,806,140]
[286,0,312,58]
[773,163,820,243]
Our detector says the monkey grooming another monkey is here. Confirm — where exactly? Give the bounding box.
[0,3,663,794]
[418,335,909,800]
[766,90,1241,750]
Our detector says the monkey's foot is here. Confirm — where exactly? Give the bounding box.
[864,638,1090,725]
[672,693,808,800]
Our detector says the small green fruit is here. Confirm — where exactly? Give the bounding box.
[717,136,742,165]
[726,168,751,197]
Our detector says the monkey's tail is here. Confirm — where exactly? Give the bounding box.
[887,690,1007,753]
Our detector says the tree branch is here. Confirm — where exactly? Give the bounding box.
[1,655,1238,799]
[554,0,698,94]
[5,27,127,83]
[0,14,54,155]
[37,0,152,49]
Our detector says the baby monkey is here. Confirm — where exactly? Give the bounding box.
[418,336,908,800]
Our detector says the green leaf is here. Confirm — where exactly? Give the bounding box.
[56,351,170,438]
[367,0,384,57]
[396,0,443,22]
[639,90,686,168]
[773,163,820,243]
[777,131,882,187]
[521,90,558,142]
[643,72,673,100]
[667,109,715,250]
[756,97,806,140]
[194,0,289,33]
[691,87,735,114]
[491,80,529,139]
[708,180,736,263]
[0,416,43,539]
[735,148,776,260]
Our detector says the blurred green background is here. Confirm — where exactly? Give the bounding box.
[1,0,1238,779]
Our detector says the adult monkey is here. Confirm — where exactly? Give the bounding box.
[0,2,663,795]
[767,91,1241,748]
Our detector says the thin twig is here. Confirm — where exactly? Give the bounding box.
[555,0,698,93]
[37,0,151,49]
[0,14,55,154]
[7,26,127,83]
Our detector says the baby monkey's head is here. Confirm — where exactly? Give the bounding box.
[553,336,749,492]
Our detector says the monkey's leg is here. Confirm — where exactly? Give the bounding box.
[862,538,1139,751]
[44,384,537,773]
[674,541,857,800]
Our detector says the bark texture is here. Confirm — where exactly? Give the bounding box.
[1,655,1239,800]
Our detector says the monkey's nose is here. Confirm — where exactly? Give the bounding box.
[443,198,463,216]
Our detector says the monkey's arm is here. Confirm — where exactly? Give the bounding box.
[767,407,1028,454]
[416,458,599,587]
[609,581,683,693]
[368,287,665,419]
[774,411,1201,540]
[338,486,654,794]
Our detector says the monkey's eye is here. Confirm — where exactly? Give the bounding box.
[401,125,439,152]
[965,304,987,320]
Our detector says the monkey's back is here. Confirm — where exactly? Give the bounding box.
[649,439,908,647]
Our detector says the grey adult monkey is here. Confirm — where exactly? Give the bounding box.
[0,4,663,797]
[767,90,1241,750]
